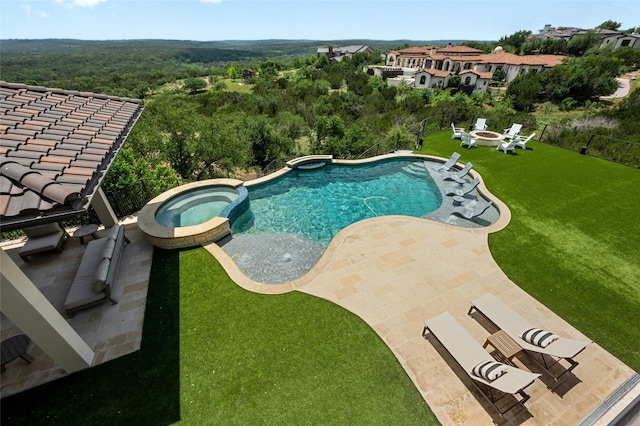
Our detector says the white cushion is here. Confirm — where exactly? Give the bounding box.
[472,360,508,381]
[521,328,559,348]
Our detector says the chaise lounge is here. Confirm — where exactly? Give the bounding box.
[452,200,493,220]
[18,222,68,262]
[63,224,130,317]
[468,293,592,380]
[432,152,461,172]
[442,162,473,184]
[423,311,540,416]
[445,176,480,197]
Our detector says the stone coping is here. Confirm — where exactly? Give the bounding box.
[137,178,243,248]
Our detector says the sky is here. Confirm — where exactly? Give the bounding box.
[1,0,639,42]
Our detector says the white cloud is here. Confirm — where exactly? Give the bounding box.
[55,0,108,7]
[201,0,224,3]
[21,4,33,16]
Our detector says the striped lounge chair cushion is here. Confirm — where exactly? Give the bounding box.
[521,328,559,348]
[472,360,508,381]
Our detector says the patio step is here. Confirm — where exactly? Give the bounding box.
[402,162,428,177]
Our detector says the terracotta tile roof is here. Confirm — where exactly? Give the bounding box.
[0,81,143,231]
[477,52,566,67]
[459,69,494,79]
[436,45,483,55]
[418,69,451,78]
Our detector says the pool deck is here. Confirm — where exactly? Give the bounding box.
[2,153,638,423]
[205,214,639,424]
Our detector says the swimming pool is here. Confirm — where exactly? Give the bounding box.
[233,158,442,245]
[220,158,444,283]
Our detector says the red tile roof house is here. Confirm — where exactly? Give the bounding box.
[1,81,143,374]
[377,44,566,92]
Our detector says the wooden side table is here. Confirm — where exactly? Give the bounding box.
[1,334,34,372]
[484,330,522,366]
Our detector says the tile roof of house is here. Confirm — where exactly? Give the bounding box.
[419,69,451,78]
[459,69,494,79]
[436,45,483,55]
[0,81,143,231]
[477,52,566,67]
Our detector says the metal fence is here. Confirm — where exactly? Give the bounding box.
[539,124,640,168]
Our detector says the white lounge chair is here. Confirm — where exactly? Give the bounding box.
[514,132,536,150]
[423,311,540,415]
[469,293,592,380]
[474,118,488,130]
[446,176,480,197]
[496,139,517,154]
[452,200,493,220]
[503,123,522,140]
[442,162,473,184]
[451,123,464,139]
[460,131,478,149]
[432,152,461,172]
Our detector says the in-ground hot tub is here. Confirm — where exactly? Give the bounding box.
[138,179,249,249]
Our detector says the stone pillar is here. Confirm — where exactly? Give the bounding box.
[91,187,118,228]
[0,250,94,373]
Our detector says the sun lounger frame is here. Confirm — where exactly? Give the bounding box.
[468,293,591,381]
[423,312,539,416]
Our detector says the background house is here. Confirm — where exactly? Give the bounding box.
[383,44,565,92]
[317,45,375,62]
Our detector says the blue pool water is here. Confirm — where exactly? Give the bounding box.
[155,186,239,227]
[231,158,442,246]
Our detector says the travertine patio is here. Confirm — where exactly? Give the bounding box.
[206,215,639,425]
[2,214,638,424]
[0,219,153,398]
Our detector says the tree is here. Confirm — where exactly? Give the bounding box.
[227,66,238,80]
[247,115,291,168]
[539,52,622,104]
[567,31,601,56]
[598,20,621,31]
[506,72,542,111]
[498,30,532,52]
[492,68,506,82]
[183,77,206,94]
[313,114,345,153]
[102,149,180,196]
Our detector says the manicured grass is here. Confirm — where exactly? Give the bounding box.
[1,248,437,425]
[3,132,638,424]
[416,131,640,371]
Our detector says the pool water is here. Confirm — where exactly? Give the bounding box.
[232,159,442,246]
[155,187,239,227]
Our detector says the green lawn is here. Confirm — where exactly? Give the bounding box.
[416,131,640,370]
[1,248,436,425]
[2,132,638,424]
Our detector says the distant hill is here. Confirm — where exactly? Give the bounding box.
[0,39,492,94]
[0,38,482,58]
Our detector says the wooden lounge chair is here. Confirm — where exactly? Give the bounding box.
[503,123,522,140]
[460,131,478,149]
[452,200,493,220]
[451,123,464,139]
[423,312,540,416]
[445,176,480,197]
[432,152,461,172]
[474,118,488,130]
[514,132,536,150]
[496,139,517,154]
[468,293,592,380]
